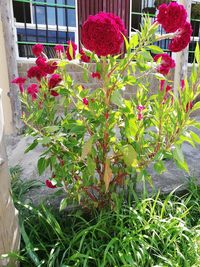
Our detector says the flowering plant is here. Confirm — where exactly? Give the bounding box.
[14,6,200,209]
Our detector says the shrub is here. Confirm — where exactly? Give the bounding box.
[13,5,200,208]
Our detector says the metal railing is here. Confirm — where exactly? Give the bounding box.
[13,0,76,58]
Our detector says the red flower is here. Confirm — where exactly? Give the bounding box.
[48,74,62,96]
[82,12,127,57]
[82,98,89,105]
[168,22,192,52]
[138,113,143,121]
[27,66,46,81]
[157,2,187,33]
[181,79,185,90]
[186,101,193,113]
[12,77,26,93]
[137,105,145,111]
[160,80,165,91]
[36,56,47,69]
[45,179,57,189]
[54,44,65,53]
[32,44,44,57]
[44,61,57,74]
[66,41,77,60]
[154,53,175,75]
[27,84,39,101]
[80,49,90,63]
[92,72,101,79]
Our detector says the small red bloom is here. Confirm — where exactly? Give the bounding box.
[157,2,187,33]
[186,101,193,113]
[181,79,185,90]
[92,72,101,79]
[45,61,57,74]
[138,113,143,121]
[54,44,65,53]
[137,105,145,112]
[80,49,90,63]
[82,98,89,105]
[32,44,44,57]
[160,80,165,91]
[27,84,39,101]
[168,22,192,53]
[27,66,46,81]
[66,41,77,60]
[36,56,47,68]
[48,74,62,89]
[45,179,57,189]
[105,112,109,120]
[154,53,175,76]
[12,77,26,93]
[48,74,62,96]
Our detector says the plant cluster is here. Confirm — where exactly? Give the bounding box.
[12,3,200,208]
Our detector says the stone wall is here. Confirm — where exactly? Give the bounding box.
[17,61,194,100]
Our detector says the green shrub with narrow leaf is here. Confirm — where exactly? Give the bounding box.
[18,14,200,209]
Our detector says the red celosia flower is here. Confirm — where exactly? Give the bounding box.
[66,41,77,60]
[92,72,101,79]
[138,113,143,121]
[160,80,165,91]
[54,44,65,53]
[27,66,46,81]
[45,61,57,74]
[157,2,187,33]
[168,22,192,52]
[32,44,44,57]
[181,79,185,90]
[105,112,109,120]
[12,77,26,93]
[27,84,39,101]
[186,101,193,113]
[80,49,90,63]
[48,74,62,96]
[137,105,145,111]
[36,56,47,69]
[82,98,89,105]
[45,179,57,189]
[154,53,175,75]
[48,74,62,89]
[82,12,127,57]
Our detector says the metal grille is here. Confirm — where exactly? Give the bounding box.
[13,0,76,58]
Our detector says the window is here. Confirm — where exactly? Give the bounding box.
[12,0,77,58]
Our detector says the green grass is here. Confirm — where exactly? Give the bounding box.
[6,168,200,266]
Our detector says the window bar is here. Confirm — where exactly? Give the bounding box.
[22,1,28,58]
[44,0,50,57]
[55,0,59,46]
[65,0,69,42]
[34,1,39,44]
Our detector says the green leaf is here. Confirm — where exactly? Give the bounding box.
[121,144,137,167]
[25,140,38,153]
[38,136,51,145]
[60,198,68,211]
[37,157,46,175]
[190,131,200,144]
[139,50,153,61]
[44,126,60,133]
[153,161,166,174]
[69,42,74,60]
[111,90,124,107]
[191,101,200,112]
[195,42,200,64]
[87,156,96,175]
[173,145,189,173]
[148,45,164,54]
[130,33,139,48]
[81,137,93,160]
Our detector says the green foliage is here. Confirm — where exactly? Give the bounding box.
[10,181,200,267]
[20,16,200,208]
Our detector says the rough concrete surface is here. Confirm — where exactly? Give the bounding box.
[6,116,200,205]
